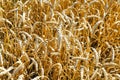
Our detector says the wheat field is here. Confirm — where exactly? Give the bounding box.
[0,0,120,80]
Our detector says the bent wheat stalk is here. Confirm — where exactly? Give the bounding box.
[102,68,108,80]
[91,47,99,66]
[0,66,13,77]
[90,68,99,80]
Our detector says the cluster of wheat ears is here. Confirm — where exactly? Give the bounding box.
[0,0,120,80]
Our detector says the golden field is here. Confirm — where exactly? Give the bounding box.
[0,0,120,80]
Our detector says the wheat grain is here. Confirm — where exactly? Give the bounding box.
[71,56,88,60]
[0,0,120,79]
[50,52,60,55]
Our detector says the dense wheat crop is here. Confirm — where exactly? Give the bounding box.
[0,0,120,80]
